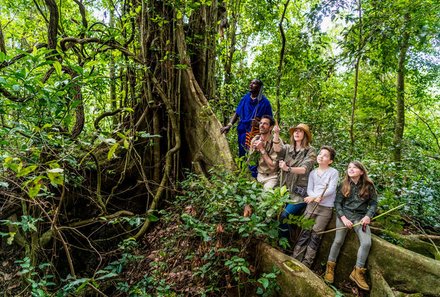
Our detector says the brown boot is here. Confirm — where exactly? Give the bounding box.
[349,266,370,291]
[324,261,336,283]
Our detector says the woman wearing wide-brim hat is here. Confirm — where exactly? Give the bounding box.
[272,123,317,242]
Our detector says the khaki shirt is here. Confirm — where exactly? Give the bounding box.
[249,135,282,176]
[278,145,317,202]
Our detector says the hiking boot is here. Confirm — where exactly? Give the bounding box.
[324,261,336,283]
[349,266,370,291]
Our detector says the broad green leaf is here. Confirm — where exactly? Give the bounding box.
[108,143,119,160]
[17,165,38,177]
[116,132,126,139]
[96,272,118,280]
[28,183,42,198]
[47,170,64,186]
[7,232,15,245]
[258,277,269,289]
[177,10,183,20]
[53,61,62,76]
[147,213,159,222]
[123,138,129,149]
[47,168,63,173]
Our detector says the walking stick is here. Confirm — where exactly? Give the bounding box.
[308,177,331,217]
[316,204,405,235]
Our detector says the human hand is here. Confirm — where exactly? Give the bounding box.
[360,216,371,227]
[279,160,288,172]
[220,124,231,134]
[254,139,264,151]
[273,124,280,135]
[243,204,252,217]
[341,216,353,228]
[304,196,314,203]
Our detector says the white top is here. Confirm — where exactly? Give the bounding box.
[307,167,339,207]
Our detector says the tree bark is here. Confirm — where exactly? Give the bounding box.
[259,232,440,296]
[315,227,440,296]
[257,243,335,297]
[187,1,219,101]
[176,20,235,173]
[350,0,363,155]
[393,13,410,163]
[0,23,6,54]
[275,0,290,123]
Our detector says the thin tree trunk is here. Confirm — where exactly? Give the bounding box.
[0,23,6,54]
[275,0,290,123]
[44,0,59,52]
[393,13,411,163]
[0,24,5,126]
[109,7,117,124]
[349,0,363,154]
[221,0,238,124]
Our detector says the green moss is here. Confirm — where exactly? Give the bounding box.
[282,260,303,272]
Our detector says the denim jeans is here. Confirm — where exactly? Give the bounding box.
[279,202,307,239]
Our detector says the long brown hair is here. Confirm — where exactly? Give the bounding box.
[290,134,310,149]
[341,161,375,199]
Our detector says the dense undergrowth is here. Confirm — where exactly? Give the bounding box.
[1,165,291,296]
[112,167,290,296]
[1,156,439,295]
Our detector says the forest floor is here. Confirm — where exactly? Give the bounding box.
[0,219,366,297]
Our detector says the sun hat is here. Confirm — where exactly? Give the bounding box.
[289,123,312,142]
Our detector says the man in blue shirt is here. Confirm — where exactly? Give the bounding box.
[221,79,273,159]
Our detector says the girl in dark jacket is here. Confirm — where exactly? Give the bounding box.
[324,161,377,291]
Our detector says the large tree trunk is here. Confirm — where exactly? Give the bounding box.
[258,225,440,296]
[187,1,219,101]
[257,243,334,297]
[176,21,235,174]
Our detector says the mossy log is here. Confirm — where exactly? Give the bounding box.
[316,228,440,296]
[370,228,440,260]
[258,223,440,296]
[259,225,440,296]
[256,243,334,297]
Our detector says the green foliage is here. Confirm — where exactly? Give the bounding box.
[0,0,439,295]
[283,214,316,231]
[104,168,286,296]
[256,270,279,296]
[401,179,440,229]
[15,257,56,297]
[172,168,286,294]
[2,215,43,233]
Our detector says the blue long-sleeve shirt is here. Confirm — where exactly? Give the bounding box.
[235,93,272,134]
